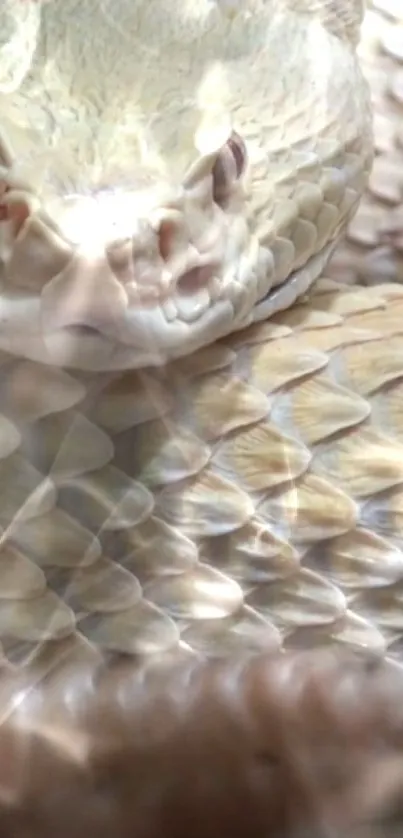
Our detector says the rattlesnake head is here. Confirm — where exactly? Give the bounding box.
[0,0,372,370]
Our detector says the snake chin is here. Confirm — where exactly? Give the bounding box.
[0,162,341,372]
[0,141,273,371]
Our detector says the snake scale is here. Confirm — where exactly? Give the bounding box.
[1,1,403,836]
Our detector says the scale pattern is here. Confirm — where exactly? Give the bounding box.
[0,279,402,672]
[0,4,401,674]
[329,0,403,284]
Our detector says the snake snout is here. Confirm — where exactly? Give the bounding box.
[41,252,128,335]
[37,192,169,335]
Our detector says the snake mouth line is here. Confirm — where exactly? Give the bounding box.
[246,239,338,326]
[0,238,337,373]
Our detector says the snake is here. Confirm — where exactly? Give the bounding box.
[0,0,373,368]
[1,0,403,836]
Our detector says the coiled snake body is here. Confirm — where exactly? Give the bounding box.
[1,1,403,836]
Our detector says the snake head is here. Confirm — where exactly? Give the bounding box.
[0,0,371,370]
[0,128,272,370]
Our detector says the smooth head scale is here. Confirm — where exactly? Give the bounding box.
[0,0,372,369]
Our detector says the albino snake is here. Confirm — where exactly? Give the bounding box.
[0,0,372,367]
[1,1,403,836]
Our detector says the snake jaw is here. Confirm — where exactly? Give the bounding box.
[0,137,263,368]
[0,133,364,370]
[0,164,338,369]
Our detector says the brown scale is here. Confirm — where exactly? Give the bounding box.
[2,2,403,835]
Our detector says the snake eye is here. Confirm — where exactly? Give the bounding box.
[212,131,247,206]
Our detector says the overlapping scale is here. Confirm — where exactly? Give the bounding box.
[0,1,401,678]
[328,0,403,285]
[0,280,401,668]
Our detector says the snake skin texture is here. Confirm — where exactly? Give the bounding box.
[0,277,402,667]
[0,0,372,366]
[0,1,403,837]
[329,0,403,284]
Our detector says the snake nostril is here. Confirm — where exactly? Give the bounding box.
[176,265,213,296]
